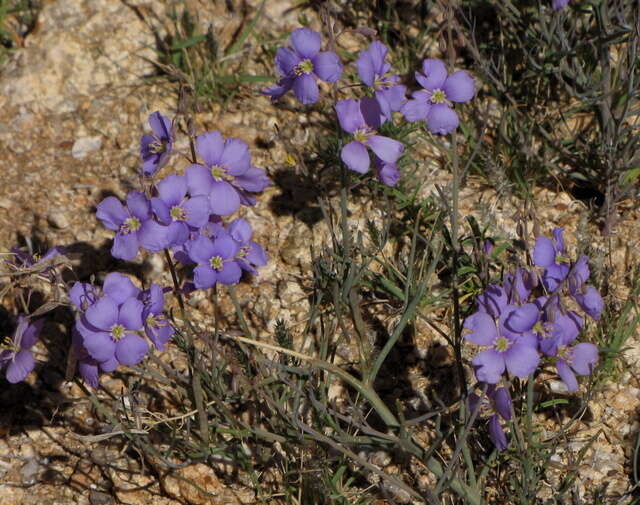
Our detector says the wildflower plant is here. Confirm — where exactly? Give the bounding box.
[0,4,631,505]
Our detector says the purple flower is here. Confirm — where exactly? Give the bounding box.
[69,273,148,382]
[11,246,67,268]
[140,284,174,351]
[186,131,269,216]
[72,328,117,388]
[401,58,475,134]
[555,343,598,391]
[476,284,508,318]
[151,175,210,247]
[567,255,590,295]
[262,28,343,105]
[187,233,243,289]
[97,191,171,259]
[573,285,604,320]
[375,158,401,187]
[356,41,406,120]
[140,111,173,176]
[469,385,512,451]
[76,296,147,366]
[504,267,537,305]
[532,228,570,292]
[0,316,42,384]
[335,98,404,175]
[228,218,268,274]
[552,0,570,8]
[533,297,583,356]
[463,309,540,383]
[8,245,68,281]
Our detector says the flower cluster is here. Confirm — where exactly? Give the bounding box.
[99,124,269,263]
[464,228,602,449]
[64,111,270,386]
[262,29,475,186]
[70,273,173,387]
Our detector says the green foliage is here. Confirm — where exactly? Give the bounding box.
[459,0,640,210]
[155,2,275,105]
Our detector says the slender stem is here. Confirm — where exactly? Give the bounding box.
[224,333,482,505]
[163,249,209,446]
[164,250,186,316]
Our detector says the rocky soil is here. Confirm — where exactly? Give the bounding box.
[0,1,639,504]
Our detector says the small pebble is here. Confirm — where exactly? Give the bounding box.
[72,136,102,159]
[48,208,70,229]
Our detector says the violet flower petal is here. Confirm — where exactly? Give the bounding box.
[556,359,578,391]
[367,135,403,164]
[313,51,342,82]
[96,197,127,230]
[115,334,149,366]
[196,131,225,167]
[209,181,241,216]
[570,343,598,375]
[416,59,448,90]
[427,103,459,134]
[104,273,140,305]
[293,73,319,104]
[472,349,505,384]
[336,99,365,133]
[341,141,370,174]
[463,312,498,346]
[443,70,475,102]
[290,28,321,59]
[5,350,35,384]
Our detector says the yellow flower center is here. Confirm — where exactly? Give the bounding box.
[170,205,186,221]
[111,324,126,341]
[149,139,167,154]
[430,89,447,104]
[121,217,141,234]
[533,321,550,338]
[557,345,573,362]
[210,165,234,182]
[354,127,374,143]
[146,314,166,328]
[494,336,512,352]
[210,256,223,271]
[294,59,314,75]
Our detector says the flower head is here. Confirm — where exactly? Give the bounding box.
[262,28,343,105]
[227,218,268,274]
[97,191,173,260]
[151,175,210,247]
[555,342,599,391]
[335,97,404,176]
[76,296,147,366]
[356,41,407,120]
[469,385,512,451]
[140,111,174,176]
[186,131,269,216]
[187,233,243,289]
[401,58,475,134]
[463,306,540,384]
[140,284,174,351]
[532,228,570,292]
[0,316,42,383]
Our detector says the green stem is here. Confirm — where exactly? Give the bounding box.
[226,334,482,505]
[163,249,209,446]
